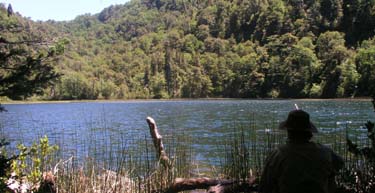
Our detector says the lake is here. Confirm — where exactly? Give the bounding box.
[1,99,374,168]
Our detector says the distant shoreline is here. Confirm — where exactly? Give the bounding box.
[0,97,372,105]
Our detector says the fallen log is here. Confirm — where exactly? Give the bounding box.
[163,177,257,193]
[164,177,233,193]
[207,180,258,193]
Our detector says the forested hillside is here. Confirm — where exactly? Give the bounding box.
[1,0,375,99]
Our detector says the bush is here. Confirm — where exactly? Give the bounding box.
[0,136,58,192]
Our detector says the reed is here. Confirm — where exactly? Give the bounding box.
[219,120,286,183]
[49,128,194,193]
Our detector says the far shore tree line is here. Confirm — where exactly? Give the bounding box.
[1,0,375,101]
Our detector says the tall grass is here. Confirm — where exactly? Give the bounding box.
[219,121,286,183]
[51,130,194,193]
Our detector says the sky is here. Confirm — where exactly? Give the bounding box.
[1,0,130,21]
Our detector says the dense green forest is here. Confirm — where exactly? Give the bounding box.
[1,0,375,100]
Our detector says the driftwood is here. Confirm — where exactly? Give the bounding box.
[163,177,257,193]
[146,117,172,169]
[146,117,258,193]
[207,179,258,193]
[164,177,233,193]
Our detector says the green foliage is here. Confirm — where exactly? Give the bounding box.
[58,72,94,100]
[342,0,375,45]
[355,38,375,97]
[0,5,65,100]
[316,31,351,98]
[0,136,58,192]
[149,72,168,99]
[11,136,58,184]
[1,1,375,100]
[99,80,118,99]
[309,83,323,98]
[337,58,359,97]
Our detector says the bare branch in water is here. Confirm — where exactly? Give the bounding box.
[146,117,171,169]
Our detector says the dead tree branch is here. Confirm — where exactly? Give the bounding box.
[146,116,172,169]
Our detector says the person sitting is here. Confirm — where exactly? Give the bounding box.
[259,109,344,193]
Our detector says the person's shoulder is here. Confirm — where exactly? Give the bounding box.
[276,143,290,152]
[264,145,290,166]
[315,142,344,165]
[265,144,288,158]
[309,142,334,154]
[273,144,296,158]
[311,142,330,149]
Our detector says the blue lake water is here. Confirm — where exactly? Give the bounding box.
[1,99,374,167]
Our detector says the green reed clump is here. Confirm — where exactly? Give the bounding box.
[139,132,193,192]
[337,97,375,193]
[220,120,285,184]
[221,127,251,181]
[53,131,193,193]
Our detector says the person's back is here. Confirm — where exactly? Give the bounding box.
[259,109,344,193]
[264,142,342,193]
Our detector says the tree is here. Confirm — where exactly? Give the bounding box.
[228,41,264,98]
[100,80,117,99]
[356,38,375,96]
[263,33,299,98]
[149,72,168,99]
[283,36,321,97]
[337,56,359,97]
[182,53,212,98]
[316,31,350,98]
[319,0,344,29]
[341,0,375,46]
[0,5,65,100]
[58,72,91,99]
[254,0,287,43]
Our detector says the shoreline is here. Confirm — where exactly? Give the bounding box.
[0,97,372,105]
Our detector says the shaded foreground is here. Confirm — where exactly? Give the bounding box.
[1,99,375,193]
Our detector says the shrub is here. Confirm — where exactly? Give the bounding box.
[0,136,59,192]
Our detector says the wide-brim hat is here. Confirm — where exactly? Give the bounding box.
[278,109,318,133]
